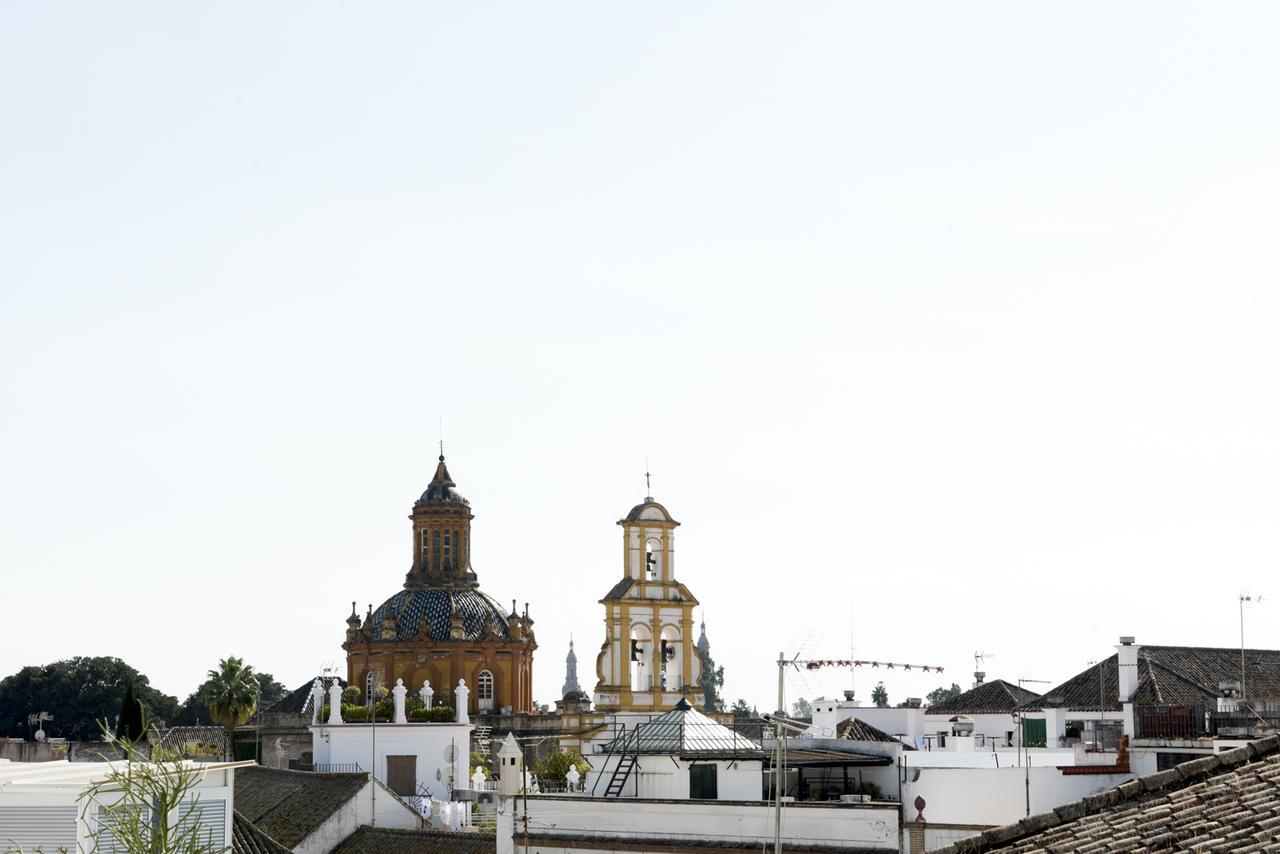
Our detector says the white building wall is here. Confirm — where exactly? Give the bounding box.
[499,796,899,854]
[312,723,472,801]
[922,713,1018,745]
[900,766,1132,826]
[840,707,924,744]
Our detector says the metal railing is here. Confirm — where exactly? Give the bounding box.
[289,762,364,774]
[1135,704,1207,739]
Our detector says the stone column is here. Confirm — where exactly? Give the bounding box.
[328,682,344,725]
[455,679,470,724]
[310,680,324,725]
[420,679,434,709]
[393,678,408,724]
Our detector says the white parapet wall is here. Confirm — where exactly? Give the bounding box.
[499,795,899,853]
[900,765,1132,826]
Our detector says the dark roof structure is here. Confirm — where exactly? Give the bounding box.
[932,735,1280,853]
[231,812,292,854]
[599,577,634,602]
[264,676,346,717]
[1019,645,1280,712]
[234,767,370,849]
[927,680,1040,715]
[837,716,909,745]
[618,499,679,525]
[414,456,469,508]
[331,826,495,854]
[607,699,764,757]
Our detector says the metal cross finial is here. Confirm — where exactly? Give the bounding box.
[645,458,652,500]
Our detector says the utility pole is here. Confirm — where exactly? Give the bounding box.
[775,651,784,854]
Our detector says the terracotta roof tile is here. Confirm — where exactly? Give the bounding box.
[331,826,495,854]
[234,766,368,849]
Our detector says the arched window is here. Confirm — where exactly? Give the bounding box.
[478,670,495,711]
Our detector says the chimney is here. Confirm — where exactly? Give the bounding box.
[973,671,986,689]
[1116,636,1139,702]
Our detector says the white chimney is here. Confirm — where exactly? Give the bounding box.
[810,698,839,737]
[1116,636,1139,702]
[973,671,986,689]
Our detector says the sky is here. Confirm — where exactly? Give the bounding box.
[2,3,1279,714]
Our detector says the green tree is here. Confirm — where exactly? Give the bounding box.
[925,683,963,706]
[791,697,812,718]
[204,657,258,760]
[172,670,287,727]
[0,657,179,741]
[115,683,146,742]
[532,746,590,784]
[871,682,889,708]
[696,636,725,713]
[730,698,753,718]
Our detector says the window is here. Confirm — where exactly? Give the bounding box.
[478,670,495,711]
[421,530,430,561]
[432,530,441,570]
[443,531,452,568]
[689,764,718,799]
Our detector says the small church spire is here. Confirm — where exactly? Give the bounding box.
[562,635,581,698]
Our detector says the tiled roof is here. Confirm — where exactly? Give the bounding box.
[265,676,346,716]
[1019,645,1280,712]
[232,812,292,854]
[927,680,1040,715]
[599,577,634,602]
[931,735,1280,853]
[331,826,495,854]
[837,717,906,745]
[234,766,368,849]
[369,587,512,643]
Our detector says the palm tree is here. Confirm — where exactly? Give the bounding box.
[206,656,259,761]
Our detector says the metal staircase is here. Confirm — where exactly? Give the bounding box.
[472,724,493,755]
[602,753,637,797]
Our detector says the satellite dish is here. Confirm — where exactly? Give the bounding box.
[443,744,456,763]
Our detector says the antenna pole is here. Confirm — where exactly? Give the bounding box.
[774,650,784,854]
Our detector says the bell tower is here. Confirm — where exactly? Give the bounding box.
[405,454,476,588]
[593,492,701,712]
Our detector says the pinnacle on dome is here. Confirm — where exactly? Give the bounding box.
[416,453,469,506]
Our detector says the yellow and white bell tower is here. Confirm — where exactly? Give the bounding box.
[593,493,701,712]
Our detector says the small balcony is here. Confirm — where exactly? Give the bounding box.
[1134,704,1207,740]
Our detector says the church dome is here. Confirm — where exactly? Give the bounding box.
[369,587,512,643]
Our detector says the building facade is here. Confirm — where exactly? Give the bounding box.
[343,455,537,714]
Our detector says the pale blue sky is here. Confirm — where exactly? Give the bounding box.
[2,3,1278,711]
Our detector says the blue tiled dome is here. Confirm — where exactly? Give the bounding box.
[370,587,511,642]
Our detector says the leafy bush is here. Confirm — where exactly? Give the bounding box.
[533,746,590,782]
[408,706,456,722]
